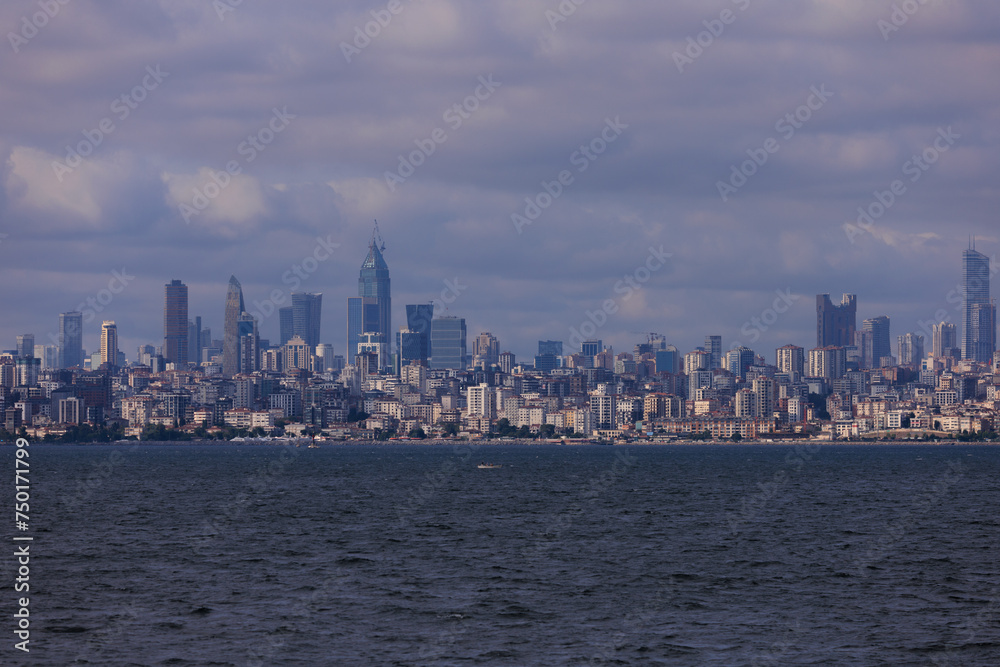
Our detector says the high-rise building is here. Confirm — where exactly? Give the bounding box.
[538,340,563,357]
[58,311,84,369]
[897,333,924,367]
[817,293,857,347]
[581,340,603,357]
[278,307,294,346]
[932,321,959,359]
[348,225,391,366]
[404,304,434,364]
[807,346,846,380]
[100,321,118,371]
[776,344,805,377]
[962,245,993,362]
[188,317,202,367]
[283,335,311,372]
[223,275,245,376]
[472,332,499,368]
[430,317,466,370]
[16,334,34,359]
[164,279,188,365]
[861,316,891,368]
[725,346,754,380]
[499,351,516,374]
[291,292,322,349]
[238,312,259,373]
[684,349,710,375]
[704,335,722,370]
[33,345,58,370]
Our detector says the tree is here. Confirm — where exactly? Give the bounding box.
[731,432,743,442]
[442,422,459,437]
[408,427,426,439]
[539,424,556,439]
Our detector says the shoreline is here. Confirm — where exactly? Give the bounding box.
[8,438,996,446]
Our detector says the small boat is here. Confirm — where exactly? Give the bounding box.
[477,462,502,469]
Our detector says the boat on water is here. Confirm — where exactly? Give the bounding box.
[477,463,502,469]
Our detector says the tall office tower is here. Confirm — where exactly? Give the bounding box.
[970,301,996,363]
[315,343,335,372]
[776,344,805,376]
[347,296,380,365]
[58,311,84,369]
[238,312,259,373]
[100,321,118,370]
[16,334,34,358]
[223,275,245,376]
[705,335,722,370]
[861,316,891,368]
[278,307,294,346]
[725,346,755,380]
[538,340,563,357]
[581,340,603,357]
[932,321,959,359]
[291,292,322,349]
[807,346,846,380]
[348,224,391,363]
[33,345,58,370]
[397,329,424,368]
[472,332,499,368]
[355,332,387,374]
[283,335,311,372]
[817,293,857,347]
[897,333,924,367]
[405,304,434,364]
[430,316,466,370]
[962,244,993,362]
[188,316,203,367]
[655,345,679,374]
[499,351,516,374]
[164,279,188,365]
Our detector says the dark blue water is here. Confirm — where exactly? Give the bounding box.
[9,443,1000,665]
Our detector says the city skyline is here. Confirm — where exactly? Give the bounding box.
[1,3,997,365]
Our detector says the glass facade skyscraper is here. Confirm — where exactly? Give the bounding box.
[291,292,322,350]
[816,293,856,348]
[406,304,434,363]
[962,246,994,363]
[347,227,391,367]
[58,311,84,369]
[164,279,188,365]
[430,316,466,370]
[223,275,245,376]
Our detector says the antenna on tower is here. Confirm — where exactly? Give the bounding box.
[372,219,386,252]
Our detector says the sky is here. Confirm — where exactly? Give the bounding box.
[2,0,998,363]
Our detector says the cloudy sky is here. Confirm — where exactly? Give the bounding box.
[2,0,998,363]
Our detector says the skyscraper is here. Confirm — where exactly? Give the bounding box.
[704,335,722,370]
[291,292,322,349]
[15,334,34,359]
[472,332,499,368]
[238,312,259,373]
[405,304,434,364]
[962,245,992,362]
[430,316,466,370]
[188,316,203,367]
[100,321,118,370]
[776,344,805,376]
[861,315,891,368]
[932,321,959,359]
[538,340,563,357]
[897,333,924,367]
[347,225,391,366]
[278,306,294,346]
[223,275,245,376]
[817,293,857,348]
[164,279,188,365]
[58,311,84,369]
